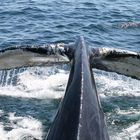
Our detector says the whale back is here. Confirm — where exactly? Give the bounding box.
[46,37,109,140]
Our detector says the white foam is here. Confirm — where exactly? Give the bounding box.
[94,69,140,98]
[0,66,69,139]
[0,66,69,99]
[0,67,140,140]
[108,122,140,140]
[120,123,140,140]
[0,110,4,116]
[1,67,138,99]
[0,112,43,140]
[0,123,7,140]
[117,108,140,116]
[93,69,140,140]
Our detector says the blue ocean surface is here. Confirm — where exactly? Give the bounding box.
[0,0,140,140]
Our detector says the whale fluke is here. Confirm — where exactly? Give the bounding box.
[91,47,140,80]
[0,44,71,70]
[0,36,139,139]
[0,42,139,80]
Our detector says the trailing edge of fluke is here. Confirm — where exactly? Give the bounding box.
[0,36,139,80]
[0,36,139,140]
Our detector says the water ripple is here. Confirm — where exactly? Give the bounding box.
[0,1,140,139]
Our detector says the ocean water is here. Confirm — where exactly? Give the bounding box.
[0,0,140,140]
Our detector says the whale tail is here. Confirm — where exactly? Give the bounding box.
[91,47,140,80]
[0,44,70,70]
[0,41,139,80]
[0,37,139,140]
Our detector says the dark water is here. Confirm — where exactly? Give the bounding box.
[0,0,140,140]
